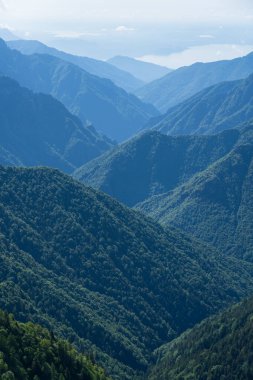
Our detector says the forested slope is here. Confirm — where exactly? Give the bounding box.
[1,167,253,377]
[0,309,108,380]
[148,296,253,380]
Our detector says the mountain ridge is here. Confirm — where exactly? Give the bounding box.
[107,55,172,83]
[0,38,158,142]
[136,51,253,113]
[0,75,113,172]
[74,128,241,206]
[147,73,253,136]
[137,123,253,261]
[8,39,144,93]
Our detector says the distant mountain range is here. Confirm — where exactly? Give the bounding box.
[8,39,144,93]
[136,51,253,113]
[148,296,253,380]
[0,38,158,142]
[74,128,241,206]
[0,27,17,41]
[0,76,113,172]
[108,55,172,83]
[148,73,253,135]
[138,123,253,262]
[1,166,253,379]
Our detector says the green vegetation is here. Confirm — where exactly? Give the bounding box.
[148,296,253,380]
[1,167,253,378]
[149,74,253,135]
[136,50,253,113]
[0,38,158,142]
[75,128,240,206]
[0,76,113,172]
[138,124,253,262]
[0,309,108,380]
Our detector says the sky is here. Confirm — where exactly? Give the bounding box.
[1,0,253,67]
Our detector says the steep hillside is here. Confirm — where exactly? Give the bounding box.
[107,56,171,83]
[136,51,253,113]
[0,39,158,142]
[0,309,107,380]
[0,76,112,172]
[8,39,144,93]
[75,129,240,206]
[138,124,253,261]
[1,167,253,378]
[148,296,253,380]
[149,74,253,135]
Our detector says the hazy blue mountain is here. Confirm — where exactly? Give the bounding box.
[148,74,253,135]
[138,124,253,262]
[0,76,113,172]
[108,55,172,83]
[136,51,253,113]
[148,296,253,380]
[74,128,240,206]
[8,39,144,92]
[0,38,158,142]
[1,167,253,378]
[0,27,17,41]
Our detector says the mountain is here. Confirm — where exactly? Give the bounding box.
[148,74,253,136]
[108,56,172,83]
[1,167,253,378]
[0,27,17,41]
[136,51,253,113]
[7,39,144,93]
[0,309,107,380]
[137,124,253,262]
[0,39,158,142]
[74,128,241,206]
[148,296,253,380]
[0,76,113,172]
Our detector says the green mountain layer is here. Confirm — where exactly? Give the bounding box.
[138,124,253,261]
[148,296,253,380]
[1,167,253,378]
[0,309,108,380]
[75,128,240,206]
[148,74,253,135]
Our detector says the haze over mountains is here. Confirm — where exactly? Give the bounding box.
[136,51,253,113]
[0,38,158,142]
[108,56,172,83]
[8,39,144,93]
[0,76,113,172]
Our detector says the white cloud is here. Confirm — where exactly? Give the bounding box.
[199,34,215,39]
[53,31,102,39]
[139,44,253,69]
[0,0,5,10]
[115,26,135,33]
[2,0,253,24]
